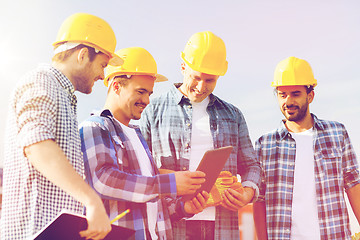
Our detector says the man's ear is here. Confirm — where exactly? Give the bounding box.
[77,47,89,64]
[180,62,186,75]
[112,80,120,93]
[308,90,315,104]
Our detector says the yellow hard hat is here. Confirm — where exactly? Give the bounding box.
[181,31,228,76]
[53,13,123,66]
[272,56,317,87]
[104,47,167,87]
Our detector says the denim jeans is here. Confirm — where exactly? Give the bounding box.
[186,220,215,240]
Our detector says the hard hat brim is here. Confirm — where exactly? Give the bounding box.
[155,74,168,82]
[108,54,124,66]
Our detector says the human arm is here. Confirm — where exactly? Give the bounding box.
[80,119,204,202]
[221,111,261,209]
[342,126,360,224]
[253,201,268,240]
[17,74,110,239]
[25,140,111,240]
[347,183,360,224]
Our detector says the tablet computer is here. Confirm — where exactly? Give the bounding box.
[182,145,233,201]
[31,210,135,240]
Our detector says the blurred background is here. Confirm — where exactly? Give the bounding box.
[0,0,359,238]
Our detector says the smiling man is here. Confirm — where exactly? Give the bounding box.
[253,56,360,240]
[1,13,123,240]
[79,47,208,240]
[140,31,261,240]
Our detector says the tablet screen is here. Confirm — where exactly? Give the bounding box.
[182,145,233,201]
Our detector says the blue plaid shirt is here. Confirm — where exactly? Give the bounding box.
[255,114,360,240]
[80,110,182,240]
[140,83,261,240]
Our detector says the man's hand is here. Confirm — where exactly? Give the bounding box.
[184,191,210,215]
[25,140,112,240]
[174,171,206,195]
[221,187,254,211]
[79,196,112,240]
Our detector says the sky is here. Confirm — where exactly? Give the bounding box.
[0,0,359,233]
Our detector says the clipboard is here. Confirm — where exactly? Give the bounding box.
[31,210,135,240]
[182,145,233,201]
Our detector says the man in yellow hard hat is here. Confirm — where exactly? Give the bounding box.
[1,13,122,240]
[79,47,209,240]
[140,31,262,239]
[253,56,360,240]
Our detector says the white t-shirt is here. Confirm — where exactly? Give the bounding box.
[118,120,158,240]
[187,97,216,221]
[290,128,321,240]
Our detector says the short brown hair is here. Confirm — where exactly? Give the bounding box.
[274,85,314,95]
[107,75,132,94]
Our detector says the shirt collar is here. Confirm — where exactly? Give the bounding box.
[171,83,218,106]
[97,109,139,129]
[278,113,322,140]
[49,65,76,95]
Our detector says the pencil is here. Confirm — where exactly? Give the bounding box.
[110,209,130,224]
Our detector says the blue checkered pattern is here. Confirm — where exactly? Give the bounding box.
[140,83,262,240]
[79,110,179,239]
[255,114,360,239]
[1,64,84,240]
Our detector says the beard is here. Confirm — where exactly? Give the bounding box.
[281,101,309,122]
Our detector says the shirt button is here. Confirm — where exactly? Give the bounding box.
[285,229,290,233]
[182,167,187,171]
[185,143,189,148]
[186,122,191,127]
[188,105,191,109]
[291,144,295,147]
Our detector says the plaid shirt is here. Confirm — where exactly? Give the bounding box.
[79,110,181,240]
[1,64,84,240]
[140,83,261,240]
[255,114,360,240]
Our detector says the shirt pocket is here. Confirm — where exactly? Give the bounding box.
[317,148,342,179]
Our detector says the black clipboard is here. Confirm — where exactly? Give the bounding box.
[182,146,233,201]
[31,210,135,240]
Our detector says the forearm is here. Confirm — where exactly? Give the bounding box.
[253,201,268,240]
[347,183,360,224]
[25,139,103,209]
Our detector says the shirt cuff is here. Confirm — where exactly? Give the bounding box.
[242,180,259,203]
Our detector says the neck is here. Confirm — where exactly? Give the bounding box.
[104,98,130,126]
[178,84,187,98]
[285,113,313,133]
[52,61,77,90]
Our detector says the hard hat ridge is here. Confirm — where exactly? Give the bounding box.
[53,13,123,66]
[272,56,317,87]
[104,47,167,87]
[181,31,228,76]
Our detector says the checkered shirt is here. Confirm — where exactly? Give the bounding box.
[255,114,360,240]
[79,110,179,239]
[1,64,84,240]
[139,83,262,240]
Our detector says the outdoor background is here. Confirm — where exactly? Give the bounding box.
[0,0,359,235]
